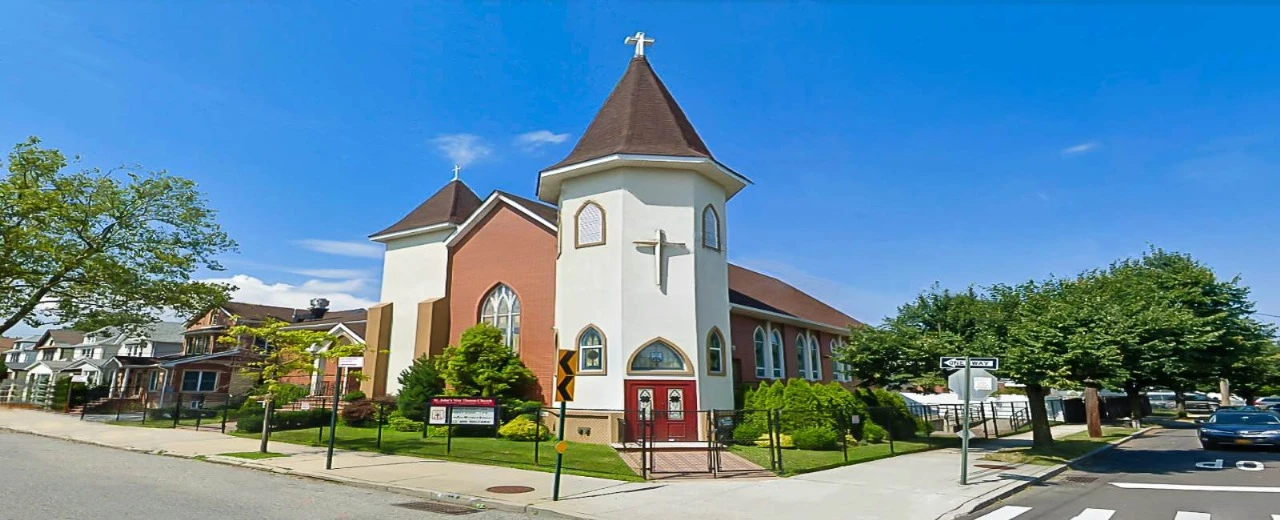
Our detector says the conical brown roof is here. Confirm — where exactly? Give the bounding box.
[371,180,482,238]
[544,56,713,171]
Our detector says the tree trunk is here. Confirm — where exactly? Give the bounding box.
[1084,384,1103,438]
[1025,383,1054,448]
[1218,379,1231,407]
[259,398,274,454]
[1125,383,1143,429]
[1174,390,1187,419]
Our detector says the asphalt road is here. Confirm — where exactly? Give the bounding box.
[962,423,1280,520]
[0,431,527,520]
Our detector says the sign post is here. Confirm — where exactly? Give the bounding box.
[552,349,576,501]
[326,356,365,470]
[941,356,999,485]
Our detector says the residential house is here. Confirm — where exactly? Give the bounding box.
[21,330,86,402]
[1,335,40,401]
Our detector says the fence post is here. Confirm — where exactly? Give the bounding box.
[990,402,1000,437]
[195,408,203,431]
[768,409,778,476]
[422,401,431,439]
[887,408,896,454]
[533,407,542,465]
[840,411,849,463]
[221,403,230,434]
[172,393,182,428]
[376,403,385,451]
[115,399,122,422]
[80,400,88,421]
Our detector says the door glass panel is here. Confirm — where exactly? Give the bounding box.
[637,388,654,420]
[667,388,684,421]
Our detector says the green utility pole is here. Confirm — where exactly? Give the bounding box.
[960,357,971,485]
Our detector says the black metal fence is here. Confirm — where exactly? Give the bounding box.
[80,391,242,433]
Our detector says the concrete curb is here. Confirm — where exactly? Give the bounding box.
[0,425,587,520]
[939,427,1153,520]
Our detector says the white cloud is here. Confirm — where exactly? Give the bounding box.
[515,130,570,151]
[1061,141,1100,155]
[287,268,372,279]
[431,133,493,167]
[294,239,383,259]
[203,274,376,310]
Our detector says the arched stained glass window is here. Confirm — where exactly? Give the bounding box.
[753,327,767,378]
[479,284,521,353]
[579,327,604,372]
[702,205,720,250]
[707,329,725,375]
[576,202,604,246]
[630,340,687,372]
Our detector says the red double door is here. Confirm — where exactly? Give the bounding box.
[625,380,698,442]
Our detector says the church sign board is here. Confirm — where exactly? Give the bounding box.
[427,397,499,426]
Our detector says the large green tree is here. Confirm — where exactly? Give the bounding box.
[438,323,535,399]
[0,137,236,335]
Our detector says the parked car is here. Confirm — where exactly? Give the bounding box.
[1198,410,1280,449]
[1255,396,1280,407]
[1185,395,1220,414]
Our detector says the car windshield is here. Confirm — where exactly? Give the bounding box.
[1208,413,1280,425]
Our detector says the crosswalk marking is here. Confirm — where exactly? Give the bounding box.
[1070,508,1115,520]
[974,506,1032,520]
[1173,513,1210,520]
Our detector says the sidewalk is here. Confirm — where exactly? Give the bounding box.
[0,409,1113,520]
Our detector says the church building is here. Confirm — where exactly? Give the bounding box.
[362,35,861,443]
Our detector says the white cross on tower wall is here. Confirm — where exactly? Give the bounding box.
[634,229,684,287]
[625,31,654,57]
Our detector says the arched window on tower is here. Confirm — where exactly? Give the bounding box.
[479,284,521,353]
[707,328,725,375]
[701,205,720,250]
[578,326,605,373]
[575,202,604,247]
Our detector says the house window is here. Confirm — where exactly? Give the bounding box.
[753,327,767,378]
[479,284,521,353]
[181,371,218,392]
[831,339,852,383]
[707,329,725,375]
[148,371,161,391]
[701,205,720,250]
[575,201,604,247]
[578,327,605,373]
[630,340,687,372]
[187,336,211,355]
[769,328,785,379]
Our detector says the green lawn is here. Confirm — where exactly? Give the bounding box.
[730,438,954,476]
[220,451,289,460]
[983,427,1140,466]
[239,425,642,482]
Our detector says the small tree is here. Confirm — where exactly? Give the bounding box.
[0,358,7,380]
[438,323,535,398]
[397,354,445,420]
[221,319,365,453]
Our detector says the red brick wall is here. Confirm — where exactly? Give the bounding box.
[447,204,557,403]
[729,313,847,388]
[730,313,761,382]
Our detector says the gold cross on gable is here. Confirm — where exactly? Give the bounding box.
[634,229,684,287]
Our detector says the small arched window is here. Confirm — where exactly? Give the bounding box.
[769,329,785,379]
[575,202,604,247]
[753,327,767,378]
[630,340,688,373]
[578,326,605,373]
[701,205,720,250]
[479,284,521,353]
[707,329,725,375]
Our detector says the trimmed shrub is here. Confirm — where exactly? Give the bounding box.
[396,354,444,421]
[732,422,766,444]
[792,426,839,451]
[861,420,887,444]
[388,416,424,432]
[340,400,376,427]
[274,383,308,407]
[342,390,366,402]
[235,408,329,433]
[498,415,550,441]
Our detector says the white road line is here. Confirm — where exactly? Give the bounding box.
[1070,508,1115,520]
[1173,512,1210,520]
[974,506,1033,520]
[1112,482,1280,493]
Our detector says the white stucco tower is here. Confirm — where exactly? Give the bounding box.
[539,38,749,440]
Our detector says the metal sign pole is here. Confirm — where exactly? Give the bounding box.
[325,366,342,470]
[960,357,971,485]
[552,400,568,501]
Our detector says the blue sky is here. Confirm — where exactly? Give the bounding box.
[3,3,1280,337]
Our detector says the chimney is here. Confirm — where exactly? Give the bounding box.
[309,298,330,319]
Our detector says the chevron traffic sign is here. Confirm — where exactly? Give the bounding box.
[556,349,577,402]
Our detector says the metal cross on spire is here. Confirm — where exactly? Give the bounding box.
[624,31,654,57]
[451,164,461,181]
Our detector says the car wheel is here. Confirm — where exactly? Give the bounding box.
[1201,441,1216,450]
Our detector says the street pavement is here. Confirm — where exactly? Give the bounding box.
[0,431,527,520]
[962,422,1280,520]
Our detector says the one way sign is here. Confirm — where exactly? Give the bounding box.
[556,350,577,402]
[939,357,999,370]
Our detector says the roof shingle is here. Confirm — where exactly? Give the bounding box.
[372,180,483,238]
[728,264,862,329]
[544,56,713,172]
